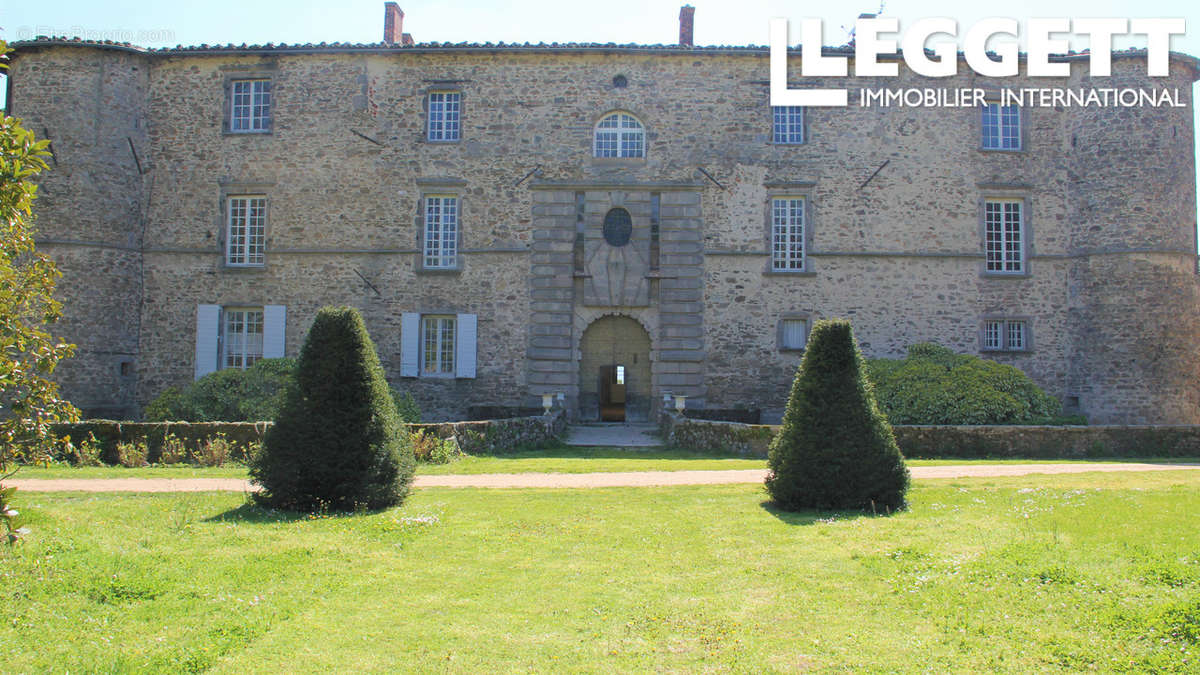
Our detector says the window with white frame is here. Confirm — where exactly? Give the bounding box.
[194,304,285,380]
[982,319,1028,352]
[594,112,645,158]
[771,197,806,271]
[982,103,1020,150]
[423,195,458,269]
[230,79,271,133]
[226,196,266,266]
[223,308,264,369]
[422,315,457,375]
[427,91,461,142]
[779,317,809,350]
[773,106,805,144]
[984,199,1024,273]
[400,312,476,379]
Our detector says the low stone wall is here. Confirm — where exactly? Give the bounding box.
[660,413,777,457]
[406,411,566,455]
[660,413,1200,459]
[51,411,567,463]
[51,420,270,464]
[894,425,1200,459]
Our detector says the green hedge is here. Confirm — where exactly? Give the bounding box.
[866,343,1067,425]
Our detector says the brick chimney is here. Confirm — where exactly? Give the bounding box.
[383,2,404,45]
[679,5,695,47]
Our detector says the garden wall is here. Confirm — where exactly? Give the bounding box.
[405,412,566,455]
[659,413,1200,458]
[51,412,566,463]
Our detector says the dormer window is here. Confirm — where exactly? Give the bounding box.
[594,112,645,158]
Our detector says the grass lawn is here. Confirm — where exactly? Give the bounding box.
[2,471,1198,672]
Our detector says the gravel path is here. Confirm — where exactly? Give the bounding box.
[6,462,1198,492]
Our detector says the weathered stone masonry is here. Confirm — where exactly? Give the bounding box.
[7,22,1200,423]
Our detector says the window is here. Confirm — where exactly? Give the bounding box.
[771,197,806,271]
[401,313,477,379]
[226,196,266,266]
[982,103,1020,150]
[427,91,461,142]
[984,199,1024,273]
[194,305,285,380]
[773,106,805,144]
[422,315,457,375]
[779,317,809,351]
[230,79,271,133]
[594,112,645,158]
[982,319,1029,352]
[423,195,458,269]
[223,308,264,370]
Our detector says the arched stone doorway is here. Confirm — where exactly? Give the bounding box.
[579,315,652,422]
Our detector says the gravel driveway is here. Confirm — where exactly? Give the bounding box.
[6,462,1198,492]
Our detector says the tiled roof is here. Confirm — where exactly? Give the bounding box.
[9,36,1199,73]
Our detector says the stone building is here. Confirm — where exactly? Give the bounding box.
[5,6,1200,423]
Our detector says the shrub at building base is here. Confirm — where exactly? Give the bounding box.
[145,357,421,424]
[766,319,910,512]
[866,343,1067,425]
[144,358,296,422]
[250,307,414,512]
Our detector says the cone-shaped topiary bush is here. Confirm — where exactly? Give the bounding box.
[766,319,910,512]
[250,306,414,512]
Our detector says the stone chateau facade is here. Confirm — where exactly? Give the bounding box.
[6,6,1200,423]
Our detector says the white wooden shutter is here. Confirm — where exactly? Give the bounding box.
[263,305,286,358]
[455,313,477,379]
[400,312,420,377]
[195,304,221,380]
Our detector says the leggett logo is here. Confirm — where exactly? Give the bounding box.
[769,17,1187,108]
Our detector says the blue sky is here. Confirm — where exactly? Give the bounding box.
[3,0,1199,234]
[1,0,1196,49]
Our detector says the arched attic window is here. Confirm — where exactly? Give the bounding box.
[593,111,645,158]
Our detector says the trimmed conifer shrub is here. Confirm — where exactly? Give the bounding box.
[765,319,910,512]
[250,307,414,512]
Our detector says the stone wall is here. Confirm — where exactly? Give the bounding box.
[50,411,565,462]
[8,45,149,419]
[659,412,1200,459]
[9,40,1200,424]
[407,411,566,455]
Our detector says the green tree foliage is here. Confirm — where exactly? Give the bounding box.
[146,357,421,423]
[145,358,296,422]
[250,307,414,512]
[1,41,80,542]
[866,343,1064,425]
[766,319,909,512]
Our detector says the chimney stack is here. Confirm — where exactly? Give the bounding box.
[678,5,695,47]
[383,2,404,45]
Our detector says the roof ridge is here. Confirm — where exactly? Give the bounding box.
[9,35,1195,74]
